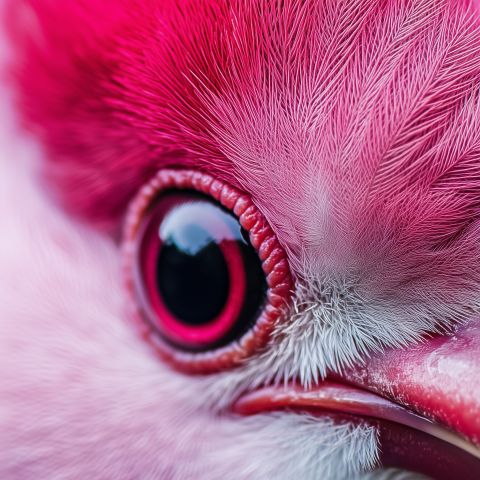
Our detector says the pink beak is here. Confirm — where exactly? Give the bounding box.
[234,316,480,479]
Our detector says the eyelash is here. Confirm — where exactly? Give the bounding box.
[122,169,293,373]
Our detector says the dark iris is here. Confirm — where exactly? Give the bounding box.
[157,237,230,325]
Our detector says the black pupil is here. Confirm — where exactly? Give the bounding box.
[157,235,230,325]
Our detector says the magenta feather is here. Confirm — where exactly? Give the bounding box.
[8,0,480,375]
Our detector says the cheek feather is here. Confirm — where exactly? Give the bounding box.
[0,106,379,480]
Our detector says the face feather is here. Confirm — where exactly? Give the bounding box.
[0,117,413,479]
[9,0,480,380]
[3,0,480,478]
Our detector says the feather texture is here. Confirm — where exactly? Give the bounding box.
[10,0,480,381]
[4,0,480,477]
[0,108,416,479]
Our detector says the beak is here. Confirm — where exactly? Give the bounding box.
[233,316,480,479]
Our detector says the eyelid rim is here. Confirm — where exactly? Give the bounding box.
[122,168,293,373]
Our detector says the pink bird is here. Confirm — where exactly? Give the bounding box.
[1,0,480,478]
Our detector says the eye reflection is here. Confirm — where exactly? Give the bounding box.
[157,200,241,326]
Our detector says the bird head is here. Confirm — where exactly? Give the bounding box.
[2,0,480,479]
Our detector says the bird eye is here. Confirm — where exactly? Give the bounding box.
[122,169,292,372]
[135,190,267,351]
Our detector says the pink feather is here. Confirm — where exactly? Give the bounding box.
[8,1,480,344]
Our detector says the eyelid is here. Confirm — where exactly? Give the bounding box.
[122,169,293,373]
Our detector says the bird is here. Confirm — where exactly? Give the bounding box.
[1,0,480,478]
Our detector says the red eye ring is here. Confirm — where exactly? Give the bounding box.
[122,169,293,373]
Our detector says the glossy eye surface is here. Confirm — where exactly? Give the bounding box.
[123,169,292,372]
[136,191,267,351]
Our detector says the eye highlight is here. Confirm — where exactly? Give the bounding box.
[122,169,292,372]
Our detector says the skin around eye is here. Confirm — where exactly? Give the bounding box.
[122,169,293,373]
